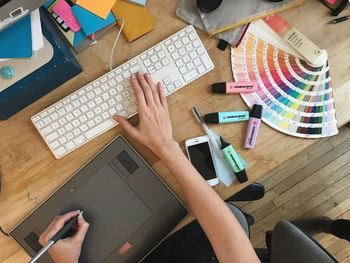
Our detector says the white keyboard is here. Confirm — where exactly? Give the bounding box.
[31,25,214,159]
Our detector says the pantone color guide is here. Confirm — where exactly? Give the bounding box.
[231,33,338,138]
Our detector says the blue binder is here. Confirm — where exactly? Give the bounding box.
[0,9,82,120]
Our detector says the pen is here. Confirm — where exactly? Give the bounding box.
[29,211,83,263]
[328,15,350,24]
[191,107,221,150]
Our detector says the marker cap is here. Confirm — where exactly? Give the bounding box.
[204,113,219,123]
[235,170,248,183]
[212,82,226,93]
[250,104,263,119]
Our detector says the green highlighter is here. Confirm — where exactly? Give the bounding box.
[220,136,248,183]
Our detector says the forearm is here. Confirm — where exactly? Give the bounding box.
[159,144,259,263]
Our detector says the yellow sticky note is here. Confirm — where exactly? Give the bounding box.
[76,0,117,19]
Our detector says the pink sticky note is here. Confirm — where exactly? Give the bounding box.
[52,0,81,32]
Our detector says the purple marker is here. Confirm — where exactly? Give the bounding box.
[244,104,263,149]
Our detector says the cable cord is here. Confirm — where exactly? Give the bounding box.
[109,18,125,71]
[0,225,10,237]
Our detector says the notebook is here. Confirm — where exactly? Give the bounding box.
[199,0,305,35]
[0,15,32,58]
[71,5,116,36]
[112,0,155,42]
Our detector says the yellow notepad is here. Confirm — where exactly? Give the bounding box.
[112,0,155,42]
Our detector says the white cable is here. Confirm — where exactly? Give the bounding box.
[109,18,125,71]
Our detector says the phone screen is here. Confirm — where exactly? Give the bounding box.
[188,142,217,180]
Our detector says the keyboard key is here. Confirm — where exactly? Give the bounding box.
[197,47,205,54]
[72,119,80,127]
[130,65,141,74]
[65,123,73,131]
[37,121,44,129]
[151,55,158,63]
[174,80,182,88]
[194,58,201,66]
[182,37,190,44]
[74,135,86,146]
[59,136,67,144]
[79,115,88,123]
[43,117,52,125]
[81,124,88,132]
[87,120,95,128]
[190,51,197,59]
[158,51,165,58]
[54,147,67,158]
[42,126,53,135]
[85,119,115,139]
[167,45,176,53]
[32,115,41,122]
[66,113,74,121]
[58,118,67,126]
[52,121,60,130]
[175,41,182,49]
[123,71,131,79]
[187,62,194,70]
[109,108,117,115]
[47,131,59,142]
[162,58,169,66]
[155,62,162,70]
[73,128,81,136]
[163,77,171,85]
[179,48,186,56]
[179,66,187,74]
[50,141,60,149]
[175,60,184,67]
[200,54,213,70]
[148,66,156,74]
[183,69,199,82]
[65,141,75,151]
[198,65,206,74]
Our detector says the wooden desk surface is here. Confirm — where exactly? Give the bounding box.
[1,0,350,261]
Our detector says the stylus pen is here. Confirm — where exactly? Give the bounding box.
[191,107,221,150]
[29,211,82,263]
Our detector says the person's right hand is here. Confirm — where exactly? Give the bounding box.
[39,210,89,263]
[113,73,179,158]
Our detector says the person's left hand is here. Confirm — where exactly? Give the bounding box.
[39,210,89,263]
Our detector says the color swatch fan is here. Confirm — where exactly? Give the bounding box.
[231,20,338,138]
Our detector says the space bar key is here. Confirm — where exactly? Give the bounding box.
[84,119,116,139]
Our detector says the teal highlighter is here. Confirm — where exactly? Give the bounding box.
[204,111,249,124]
[220,136,248,183]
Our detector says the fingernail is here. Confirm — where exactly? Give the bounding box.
[130,74,135,79]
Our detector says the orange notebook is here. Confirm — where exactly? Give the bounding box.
[112,0,155,42]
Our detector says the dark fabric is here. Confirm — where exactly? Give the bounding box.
[142,220,218,263]
[331,219,350,241]
[143,203,248,263]
[271,221,338,263]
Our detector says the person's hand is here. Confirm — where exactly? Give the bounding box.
[39,210,89,263]
[113,73,179,158]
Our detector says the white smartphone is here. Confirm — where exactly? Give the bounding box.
[185,135,220,186]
